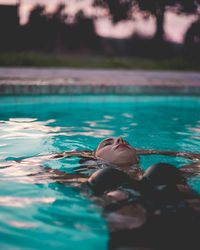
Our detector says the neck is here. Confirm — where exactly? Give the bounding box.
[121,164,143,180]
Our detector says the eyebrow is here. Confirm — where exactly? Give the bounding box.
[102,138,114,143]
[99,138,114,147]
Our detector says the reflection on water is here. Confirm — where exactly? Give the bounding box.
[0,196,55,208]
[0,95,200,250]
[0,118,114,159]
[9,221,37,229]
[0,118,59,134]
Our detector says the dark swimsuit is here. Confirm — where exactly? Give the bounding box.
[86,163,200,249]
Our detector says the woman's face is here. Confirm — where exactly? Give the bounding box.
[95,137,139,167]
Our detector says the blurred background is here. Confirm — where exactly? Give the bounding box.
[0,0,199,70]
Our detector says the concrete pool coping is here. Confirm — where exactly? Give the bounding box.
[0,67,200,95]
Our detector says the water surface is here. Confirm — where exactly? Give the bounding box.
[0,95,200,249]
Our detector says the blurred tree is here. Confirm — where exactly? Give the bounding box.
[93,0,200,41]
[48,4,68,51]
[26,5,49,49]
[184,18,200,60]
[25,4,69,51]
[73,10,99,50]
[28,5,47,27]
[24,3,99,52]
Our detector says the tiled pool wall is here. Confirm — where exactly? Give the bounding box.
[0,84,200,95]
[0,68,200,95]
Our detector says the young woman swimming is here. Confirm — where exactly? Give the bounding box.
[1,137,200,249]
[1,136,200,185]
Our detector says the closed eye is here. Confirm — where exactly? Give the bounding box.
[103,141,113,147]
[101,138,114,147]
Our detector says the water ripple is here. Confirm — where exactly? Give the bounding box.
[9,221,37,229]
[0,196,55,208]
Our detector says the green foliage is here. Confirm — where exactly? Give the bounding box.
[0,52,199,71]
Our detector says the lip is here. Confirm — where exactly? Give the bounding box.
[114,144,131,150]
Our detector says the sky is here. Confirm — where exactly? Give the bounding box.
[0,0,197,43]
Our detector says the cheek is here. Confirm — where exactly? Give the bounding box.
[96,147,113,160]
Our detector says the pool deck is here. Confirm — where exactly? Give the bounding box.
[0,67,200,95]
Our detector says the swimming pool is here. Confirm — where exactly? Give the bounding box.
[0,95,200,250]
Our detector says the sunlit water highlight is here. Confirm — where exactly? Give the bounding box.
[0,95,200,249]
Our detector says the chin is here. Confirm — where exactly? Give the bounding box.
[116,155,139,166]
[112,157,136,167]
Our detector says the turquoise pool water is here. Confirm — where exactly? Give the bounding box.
[0,95,200,249]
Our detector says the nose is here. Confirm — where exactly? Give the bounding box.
[116,137,125,144]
